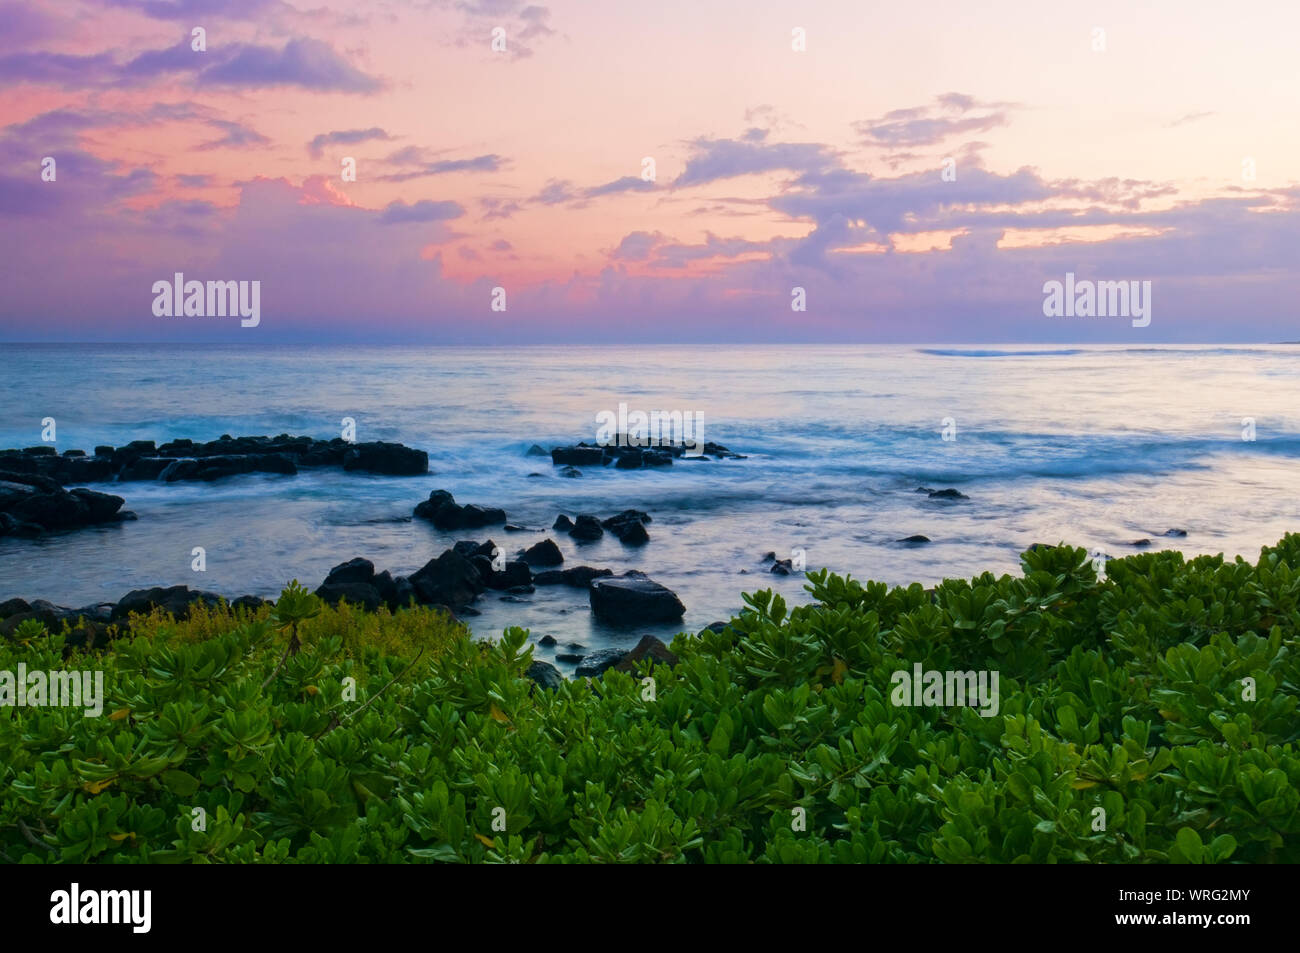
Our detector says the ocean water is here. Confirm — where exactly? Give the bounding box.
[2,343,1299,666]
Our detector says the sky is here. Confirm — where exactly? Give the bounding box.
[0,0,1296,343]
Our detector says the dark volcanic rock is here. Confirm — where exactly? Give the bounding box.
[0,435,427,485]
[770,559,794,575]
[538,634,558,647]
[558,466,583,478]
[603,510,652,545]
[314,581,383,612]
[569,515,604,541]
[601,509,652,529]
[526,444,549,457]
[927,488,969,500]
[555,652,584,663]
[120,457,174,481]
[590,573,685,624]
[553,514,574,531]
[1131,538,1152,547]
[410,549,484,608]
[159,453,296,482]
[1164,528,1187,538]
[323,557,375,586]
[482,560,532,591]
[414,490,507,530]
[343,442,428,476]
[615,635,679,672]
[112,585,222,622]
[609,520,649,545]
[574,648,630,678]
[563,566,613,588]
[522,538,564,566]
[897,535,931,544]
[391,576,417,609]
[551,445,605,466]
[0,470,129,535]
[525,660,564,691]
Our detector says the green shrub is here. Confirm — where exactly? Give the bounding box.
[2,538,1297,863]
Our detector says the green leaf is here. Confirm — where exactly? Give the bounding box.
[161,769,200,797]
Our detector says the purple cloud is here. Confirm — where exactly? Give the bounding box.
[378,198,465,224]
[854,94,1014,147]
[197,38,382,93]
[104,0,281,20]
[197,119,270,150]
[308,127,391,158]
[0,1,60,53]
[378,152,504,182]
[673,136,838,187]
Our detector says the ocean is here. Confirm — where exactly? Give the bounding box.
[3,342,1299,663]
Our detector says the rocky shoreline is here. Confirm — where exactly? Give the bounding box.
[0,494,694,678]
[0,435,430,538]
[0,435,430,485]
[0,432,747,538]
[543,437,745,474]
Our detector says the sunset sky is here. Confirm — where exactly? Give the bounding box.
[0,0,1296,343]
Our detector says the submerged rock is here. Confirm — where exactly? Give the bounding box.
[522,538,564,566]
[533,566,613,588]
[409,548,484,608]
[611,520,649,545]
[342,442,428,476]
[568,515,604,541]
[0,471,131,536]
[413,489,507,529]
[574,648,629,677]
[0,435,428,484]
[590,573,685,624]
[927,488,969,500]
[603,510,651,545]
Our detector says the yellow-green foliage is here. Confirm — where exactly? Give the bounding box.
[119,598,465,663]
[6,540,1300,864]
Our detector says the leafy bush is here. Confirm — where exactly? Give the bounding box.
[2,538,1298,863]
